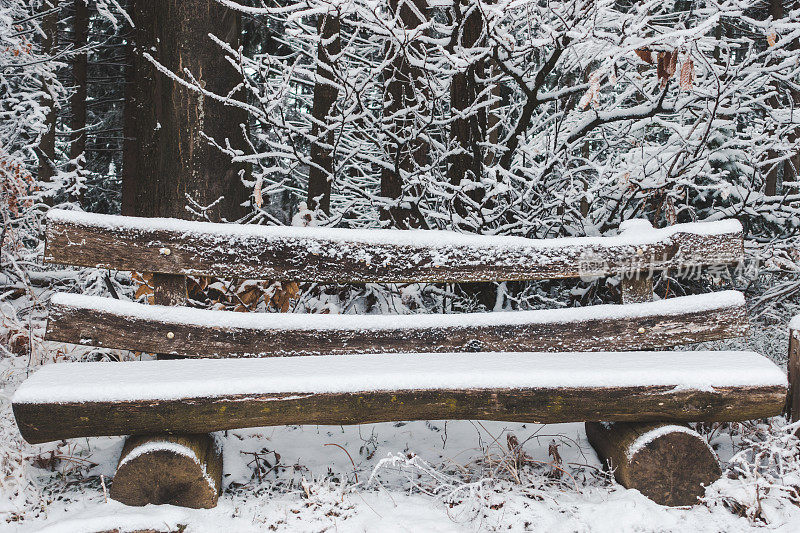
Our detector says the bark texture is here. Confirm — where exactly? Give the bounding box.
[126,0,248,221]
[447,0,487,221]
[38,1,60,185]
[621,274,654,305]
[788,328,799,427]
[68,0,89,191]
[381,0,429,228]
[307,11,341,214]
[121,3,138,217]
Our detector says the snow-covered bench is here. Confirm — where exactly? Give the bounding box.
[12,210,788,508]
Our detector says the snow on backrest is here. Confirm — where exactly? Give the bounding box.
[43,210,744,284]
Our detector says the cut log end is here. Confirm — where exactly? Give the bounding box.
[586,421,721,507]
[110,434,222,509]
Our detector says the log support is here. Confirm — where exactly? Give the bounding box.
[585,422,721,506]
[585,263,722,506]
[788,326,799,433]
[110,433,222,509]
[112,275,222,508]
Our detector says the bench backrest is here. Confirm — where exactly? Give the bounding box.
[43,210,748,357]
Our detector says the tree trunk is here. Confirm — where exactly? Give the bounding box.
[776,1,800,188]
[485,59,501,167]
[447,0,487,225]
[381,0,429,228]
[69,0,89,205]
[765,0,793,196]
[121,4,138,217]
[126,0,248,222]
[38,1,60,186]
[447,2,494,307]
[307,10,341,215]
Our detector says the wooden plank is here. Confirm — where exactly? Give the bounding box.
[152,273,186,307]
[44,210,744,283]
[13,384,786,444]
[45,292,749,357]
[151,273,186,361]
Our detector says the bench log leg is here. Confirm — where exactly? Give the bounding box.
[585,421,720,506]
[110,433,222,508]
[110,274,222,509]
[787,327,799,433]
[585,266,721,506]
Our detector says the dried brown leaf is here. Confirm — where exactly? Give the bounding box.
[680,57,695,91]
[634,48,655,64]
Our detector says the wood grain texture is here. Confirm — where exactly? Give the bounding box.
[585,421,721,506]
[44,214,744,283]
[14,385,786,444]
[110,434,221,509]
[45,296,750,357]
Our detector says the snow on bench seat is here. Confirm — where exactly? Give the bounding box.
[46,291,749,356]
[13,351,787,444]
[43,209,744,282]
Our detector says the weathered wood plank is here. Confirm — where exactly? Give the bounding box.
[585,422,721,506]
[13,385,786,444]
[44,210,744,282]
[45,292,749,356]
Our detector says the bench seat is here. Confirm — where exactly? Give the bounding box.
[13,350,787,444]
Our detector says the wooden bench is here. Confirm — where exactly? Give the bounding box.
[12,210,788,508]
